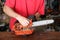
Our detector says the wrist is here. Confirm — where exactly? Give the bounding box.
[15,14,22,20]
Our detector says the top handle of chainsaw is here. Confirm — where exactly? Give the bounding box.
[22,19,33,30]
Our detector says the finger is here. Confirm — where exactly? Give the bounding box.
[21,20,29,26]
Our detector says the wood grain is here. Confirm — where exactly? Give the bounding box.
[0,32,60,40]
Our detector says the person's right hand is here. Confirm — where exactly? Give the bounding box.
[17,16,29,27]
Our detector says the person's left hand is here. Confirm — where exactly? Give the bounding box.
[35,13,41,20]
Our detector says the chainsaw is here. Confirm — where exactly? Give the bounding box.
[12,16,54,35]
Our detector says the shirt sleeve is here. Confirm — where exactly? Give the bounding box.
[38,0,45,15]
[4,0,15,9]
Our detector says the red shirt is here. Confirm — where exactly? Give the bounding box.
[5,0,45,30]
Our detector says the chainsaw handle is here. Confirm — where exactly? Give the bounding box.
[21,19,32,28]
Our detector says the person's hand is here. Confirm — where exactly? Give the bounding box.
[35,13,41,20]
[17,16,29,27]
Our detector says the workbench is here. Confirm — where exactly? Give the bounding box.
[0,32,60,40]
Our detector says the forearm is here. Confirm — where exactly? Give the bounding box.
[3,5,23,20]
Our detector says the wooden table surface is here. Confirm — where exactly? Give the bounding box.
[0,32,60,40]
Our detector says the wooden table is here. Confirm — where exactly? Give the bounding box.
[0,32,60,40]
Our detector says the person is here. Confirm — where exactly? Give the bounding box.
[3,0,45,31]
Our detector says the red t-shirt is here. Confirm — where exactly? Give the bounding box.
[5,0,45,30]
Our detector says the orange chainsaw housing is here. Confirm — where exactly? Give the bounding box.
[12,20,34,35]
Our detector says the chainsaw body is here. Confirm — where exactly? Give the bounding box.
[12,20,34,35]
[12,15,36,35]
